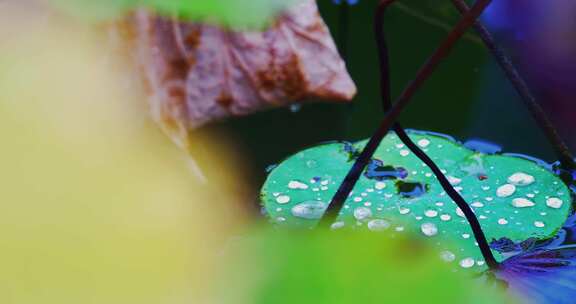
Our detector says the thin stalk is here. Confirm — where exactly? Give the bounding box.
[375,0,498,268]
[451,0,575,171]
[394,126,499,269]
[322,0,492,223]
[321,0,495,266]
[393,2,483,45]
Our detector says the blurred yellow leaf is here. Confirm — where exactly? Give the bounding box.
[0,3,247,304]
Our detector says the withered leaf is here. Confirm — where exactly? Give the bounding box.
[126,0,356,149]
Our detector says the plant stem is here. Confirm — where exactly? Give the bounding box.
[376,0,498,269]
[395,126,500,269]
[393,2,482,45]
[321,0,496,267]
[451,0,575,171]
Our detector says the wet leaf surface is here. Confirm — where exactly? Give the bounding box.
[261,130,571,270]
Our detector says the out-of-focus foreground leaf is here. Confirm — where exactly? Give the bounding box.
[47,0,300,28]
[214,229,517,304]
[0,4,247,303]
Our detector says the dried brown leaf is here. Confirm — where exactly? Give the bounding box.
[124,0,356,148]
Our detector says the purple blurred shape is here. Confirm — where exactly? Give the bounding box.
[481,0,576,148]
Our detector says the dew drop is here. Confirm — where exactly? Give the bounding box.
[546,197,564,209]
[367,219,390,231]
[496,184,516,198]
[498,218,508,225]
[375,181,386,190]
[534,221,545,228]
[354,207,372,220]
[508,172,535,186]
[289,103,302,112]
[288,180,309,190]
[276,195,291,204]
[511,198,535,208]
[440,250,455,262]
[440,214,451,221]
[460,257,475,268]
[291,201,327,219]
[417,139,431,148]
[399,207,411,215]
[425,210,438,217]
[399,149,410,157]
[420,222,438,237]
[471,202,484,208]
[330,221,345,230]
[447,175,462,186]
[456,208,465,218]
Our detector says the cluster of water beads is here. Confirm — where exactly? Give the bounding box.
[262,131,572,270]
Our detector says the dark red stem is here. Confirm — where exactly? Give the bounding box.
[451,0,575,171]
[321,0,496,267]
[378,0,498,269]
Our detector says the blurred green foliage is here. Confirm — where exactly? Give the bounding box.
[49,0,298,28]
[215,228,516,304]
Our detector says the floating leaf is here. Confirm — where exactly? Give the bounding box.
[123,0,356,148]
[261,130,572,270]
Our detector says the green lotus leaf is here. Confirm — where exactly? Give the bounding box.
[261,130,572,270]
